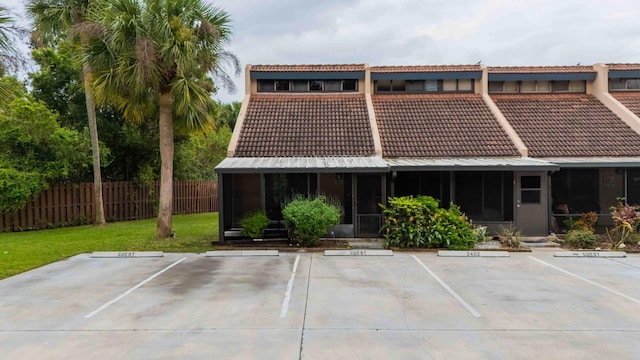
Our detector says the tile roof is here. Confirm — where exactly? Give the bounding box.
[491,94,640,157]
[371,65,481,73]
[606,64,640,71]
[372,94,519,158]
[234,94,375,157]
[250,64,366,72]
[488,66,595,73]
[612,92,640,116]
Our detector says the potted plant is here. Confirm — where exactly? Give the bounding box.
[240,211,269,240]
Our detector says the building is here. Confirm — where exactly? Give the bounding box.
[215,63,640,241]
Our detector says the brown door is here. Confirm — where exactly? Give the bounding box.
[515,172,548,236]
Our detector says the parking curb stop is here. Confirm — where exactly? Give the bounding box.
[90,251,164,258]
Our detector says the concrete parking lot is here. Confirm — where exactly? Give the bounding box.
[1,249,639,359]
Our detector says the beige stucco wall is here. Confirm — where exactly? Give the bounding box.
[591,63,640,134]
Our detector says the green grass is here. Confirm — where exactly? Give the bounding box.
[0,212,219,280]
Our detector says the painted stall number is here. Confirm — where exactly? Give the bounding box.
[350,250,367,256]
[581,252,600,257]
[467,251,480,257]
[118,252,135,258]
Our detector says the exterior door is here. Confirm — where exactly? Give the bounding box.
[355,174,384,237]
[515,172,548,236]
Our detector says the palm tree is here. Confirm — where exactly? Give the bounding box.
[0,7,27,95]
[27,0,107,226]
[85,0,239,238]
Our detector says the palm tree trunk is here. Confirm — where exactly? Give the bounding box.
[83,63,106,226]
[157,92,174,238]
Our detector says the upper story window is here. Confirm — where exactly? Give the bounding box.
[610,78,640,91]
[375,79,474,94]
[489,80,586,93]
[257,79,358,93]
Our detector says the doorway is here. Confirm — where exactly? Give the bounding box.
[355,174,384,237]
[515,172,548,235]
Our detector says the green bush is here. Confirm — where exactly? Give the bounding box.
[380,196,477,250]
[240,211,269,239]
[282,195,342,247]
[565,229,597,249]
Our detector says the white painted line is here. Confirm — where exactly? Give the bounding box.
[84,257,187,318]
[412,255,481,318]
[438,250,509,257]
[280,255,301,318]
[324,249,393,256]
[528,256,640,305]
[554,251,627,258]
[91,251,164,258]
[205,250,279,257]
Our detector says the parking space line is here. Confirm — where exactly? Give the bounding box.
[412,255,481,318]
[280,255,301,318]
[84,257,187,319]
[528,256,640,305]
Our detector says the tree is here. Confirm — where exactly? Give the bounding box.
[0,77,92,213]
[215,100,241,130]
[27,0,107,225]
[85,0,239,238]
[0,7,27,95]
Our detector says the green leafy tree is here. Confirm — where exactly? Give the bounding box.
[0,77,92,212]
[27,0,107,225]
[214,101,241,130]
[174,125,232,181]
[84,0,240,238]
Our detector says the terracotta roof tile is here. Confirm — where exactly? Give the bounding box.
[488,66,595,73]
[612,92,640,116]
[235,94,374,157]
[491,94,640,157]
[250,64,366,72]
[371,65,481,73]
[606,63,640,71]
[372,94,519,158]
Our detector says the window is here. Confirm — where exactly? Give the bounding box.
[343,79,357,91]
[520,176,541,204]
[553,81,570,92]
[258,80,274,92]
[551,169,600,214]
[375,80,391,92]
[407,80,425,92]
[275,80,290,91]
[609,78,640,91]
[425,80,440,92]
[292,80,308,92]
[309,80,323,91]
[391,80,406,92]
[521,81,551,93]
[454,172,513,221]
[325,80,341,91]
[569,80,586,92]
[488,81,504,93]
[443,79,457,91]
[504,81,518,92]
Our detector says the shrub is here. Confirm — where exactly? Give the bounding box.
[282,195,342,247]
[573,211,598,233]
[498,224,522,249]
[607,200,640,248]
[380,196,477,250]
[565,229,597,249]
[380,196,433,248]
[240,211,269,239]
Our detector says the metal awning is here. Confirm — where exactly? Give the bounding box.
[215,156,390,174]
[539,157,640,168]
[385,157,559,171]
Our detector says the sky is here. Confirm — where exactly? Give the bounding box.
[7,0,640,103]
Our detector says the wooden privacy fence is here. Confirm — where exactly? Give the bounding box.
[1,181,218,232]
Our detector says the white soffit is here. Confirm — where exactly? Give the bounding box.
[215,156,389,174]
[385,157,558,171]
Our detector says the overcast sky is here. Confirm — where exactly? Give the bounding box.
[7,0,640,103]
[210,0,640,103]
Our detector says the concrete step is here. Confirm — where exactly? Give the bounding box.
[348,240,385,249]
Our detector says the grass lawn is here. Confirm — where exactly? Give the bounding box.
[0,212,218,280]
